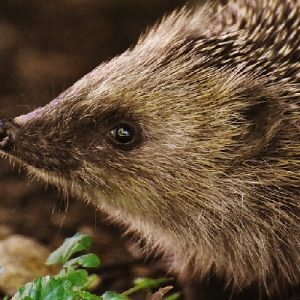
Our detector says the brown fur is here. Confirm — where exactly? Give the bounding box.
[0,0,300,297]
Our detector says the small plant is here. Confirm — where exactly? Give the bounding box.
[9,233,180,300]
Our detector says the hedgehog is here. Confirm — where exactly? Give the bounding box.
[0,0,299,298]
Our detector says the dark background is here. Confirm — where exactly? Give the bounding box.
[0,1,204,299]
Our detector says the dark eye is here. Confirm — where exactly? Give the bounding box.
[108,123,138,149]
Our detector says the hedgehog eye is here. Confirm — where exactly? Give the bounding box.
[108,123,136,149]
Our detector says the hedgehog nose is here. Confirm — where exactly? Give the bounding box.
[0,119,14,151]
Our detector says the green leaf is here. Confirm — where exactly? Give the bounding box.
[63,254,101,270]
[133,277,168,289]
[12,276,78,300]
[102,291,129,300]
[46,233,92,265]
[61,269,89,287]
[78,291,103,300]
[39,277,77,300]
[122,277,168,296]
[11,233,174,300]
[12,270,90,300]
[13,277,46,300]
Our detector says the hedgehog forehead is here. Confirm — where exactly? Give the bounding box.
[82,14,213,104]
[71,55,254,130]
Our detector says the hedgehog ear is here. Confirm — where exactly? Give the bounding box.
[238,89,284,158]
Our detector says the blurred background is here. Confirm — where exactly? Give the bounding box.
[0,1,209,299]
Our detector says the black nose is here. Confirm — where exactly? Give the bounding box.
[0,119,12,151]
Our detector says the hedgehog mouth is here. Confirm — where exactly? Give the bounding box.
[0,150,26,169]
[0,150,62,187]
[0,150,90,203]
